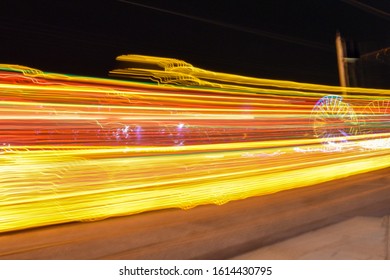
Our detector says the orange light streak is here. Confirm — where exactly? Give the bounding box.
[0,57,390,233]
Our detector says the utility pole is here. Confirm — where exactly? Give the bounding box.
[335,32,348,95]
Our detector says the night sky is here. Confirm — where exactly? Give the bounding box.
[0,0,389,85]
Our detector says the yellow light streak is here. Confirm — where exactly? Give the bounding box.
[0,56,390,233]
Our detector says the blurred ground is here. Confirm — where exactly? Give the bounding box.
[0,167,390,260]
[233,216,390,259]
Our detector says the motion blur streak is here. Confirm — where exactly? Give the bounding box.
[1,57,390,232]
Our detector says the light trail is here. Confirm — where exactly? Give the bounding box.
[0,57,390,233]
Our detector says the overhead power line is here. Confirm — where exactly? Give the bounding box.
[339,0,390,21]
[117,0,334,52]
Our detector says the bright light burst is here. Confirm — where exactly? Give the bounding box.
[0,57,390,233]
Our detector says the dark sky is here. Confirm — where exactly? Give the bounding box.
[0,0,389,85]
